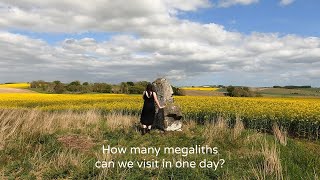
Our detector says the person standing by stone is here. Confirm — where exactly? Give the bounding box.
[140,83,164,135]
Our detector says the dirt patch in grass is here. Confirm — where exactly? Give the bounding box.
[183,90,225,96]
[58,135,95,152]
[0,88,36,93]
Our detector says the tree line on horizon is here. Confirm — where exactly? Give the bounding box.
[273,85,312,89]
[30,80,184,95]
[29,79,258,97]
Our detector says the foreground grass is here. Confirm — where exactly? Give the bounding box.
[0,109,319,179]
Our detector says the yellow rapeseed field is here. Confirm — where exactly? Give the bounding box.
[0,93,319,121]
[0,93,319,138]
[0,83,30,89]
[0,93,140,111]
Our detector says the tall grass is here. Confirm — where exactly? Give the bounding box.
[202,116,229,145]
[272,123,287,146]
[104,112,139,132]
[0,109,138,150]
[251,140,283,180]
[261,140,283,179]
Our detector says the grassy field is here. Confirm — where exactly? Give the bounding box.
[0,109,319,179]
[255,88,320,97]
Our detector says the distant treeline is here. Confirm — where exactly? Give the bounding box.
[273,85,312,89]
[226,86,261,97]
[30,80,183,95]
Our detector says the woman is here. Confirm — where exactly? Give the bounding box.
[140,83,164,135]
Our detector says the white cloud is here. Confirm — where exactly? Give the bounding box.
[163,0,212,12]
[279,0,295,6]
[216,0,259,8]
[0,0,212,33]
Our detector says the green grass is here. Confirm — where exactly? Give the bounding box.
[217,87,320,97]
[0,109,319,179]
[258,88,320,97]
[28,88,50,94]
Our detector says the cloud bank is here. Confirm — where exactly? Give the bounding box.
[0,0,319,86]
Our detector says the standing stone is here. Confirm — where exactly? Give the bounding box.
[152,78,183,131]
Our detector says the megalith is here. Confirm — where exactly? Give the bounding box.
[152,78,183,131]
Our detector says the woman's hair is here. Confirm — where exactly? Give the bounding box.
[146,83,154,96]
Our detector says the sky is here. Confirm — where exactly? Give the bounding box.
[0,0,319,87]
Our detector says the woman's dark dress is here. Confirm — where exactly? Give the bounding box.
[140,91,155,125]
